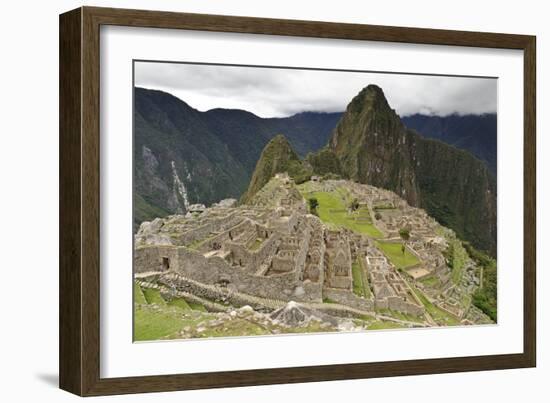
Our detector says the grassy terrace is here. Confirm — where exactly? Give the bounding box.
[134,282,147,305]
[186,236,211,250]
[376,241,420,269]
[419,275,441,289]
[299,188,383,238]
[250,238,264,250]
[367,321,405,330]
[134,282,351,340]
[376,308,424,324]
[447,238,468,285]
[352,259,371,299]
[142,288,167,306]
[134,283,210,341]
[402,279,461,326]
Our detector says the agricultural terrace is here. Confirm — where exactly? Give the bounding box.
[376,241,420,269]
[298,185,383,238]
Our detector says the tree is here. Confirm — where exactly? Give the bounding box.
[308,197,319,215]
[399,228,411,255]
[374,212,382,220]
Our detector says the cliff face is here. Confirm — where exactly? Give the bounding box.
[133,88,336,230]
[330,85,420,204]
[328,85,496,254]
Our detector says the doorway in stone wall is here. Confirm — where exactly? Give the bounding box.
[162,257,170,271]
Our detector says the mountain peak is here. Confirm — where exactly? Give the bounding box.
[348,84,392,113]
[270,133,293,146]
[327,84,496,254]
[240,134,311,203]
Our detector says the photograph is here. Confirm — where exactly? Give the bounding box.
[132,61,498,341]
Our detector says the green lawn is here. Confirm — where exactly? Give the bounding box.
[134,282,147,305]
[134,286,212,340]
[135,306,189,341]
[168,297,191,310]
[187,301,207,312]
[141,288,208,312]
[134,305,216,341]
[352,259,371,299]
[376,241,420,269]
[419,275,441,288]
[302,190,383,238]
[142,288,167,305]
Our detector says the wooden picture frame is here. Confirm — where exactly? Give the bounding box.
[59,6,536,396]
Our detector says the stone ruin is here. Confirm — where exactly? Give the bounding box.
[135,175,489,326]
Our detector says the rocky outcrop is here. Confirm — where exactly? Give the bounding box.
[269,301,338,327]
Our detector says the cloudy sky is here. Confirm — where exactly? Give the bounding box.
[135,61,497,118]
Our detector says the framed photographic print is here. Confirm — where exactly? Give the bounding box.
[59,6,536,396]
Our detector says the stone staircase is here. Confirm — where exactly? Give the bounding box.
[134,279,229,312]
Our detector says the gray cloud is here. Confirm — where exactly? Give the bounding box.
[135,61,497,118]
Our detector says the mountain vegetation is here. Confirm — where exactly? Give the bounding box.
[240,134,312,203]
[133,87,338,230]
[134,85,497,256]
[402,113,497,175]
[323,85,496,255]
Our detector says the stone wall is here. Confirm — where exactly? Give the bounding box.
[176,212,241,245]
[378,296,425,316]
[323,288,374,311]
[136,245,323,303]
[134,245,180,273]
[293,226,312,281]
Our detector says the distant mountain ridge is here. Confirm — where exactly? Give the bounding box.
[133,87,339,230]
[402,113,497,175]
[134,86,497,255]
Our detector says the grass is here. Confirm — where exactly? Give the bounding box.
[187,301,207,312]
[367,321,405,330]
[134,282,147,305]
[134,306,189,341]
[134,285,213,340]
[419,275,441,288]
[138,284,207,312]
[167,297,191,310]
[376,308,424,324]
[250,238,263,250]
[464,241,497,321]
[300,190,383,238]
[142,288,167,305]
[134,302,339,341]
[134,305,215,341]
[376,241,420,269]
[404,279,461,326]
[323,297,338,304]
[352,259,371,298]
[446,239,468,285]
[186,237,209,250]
